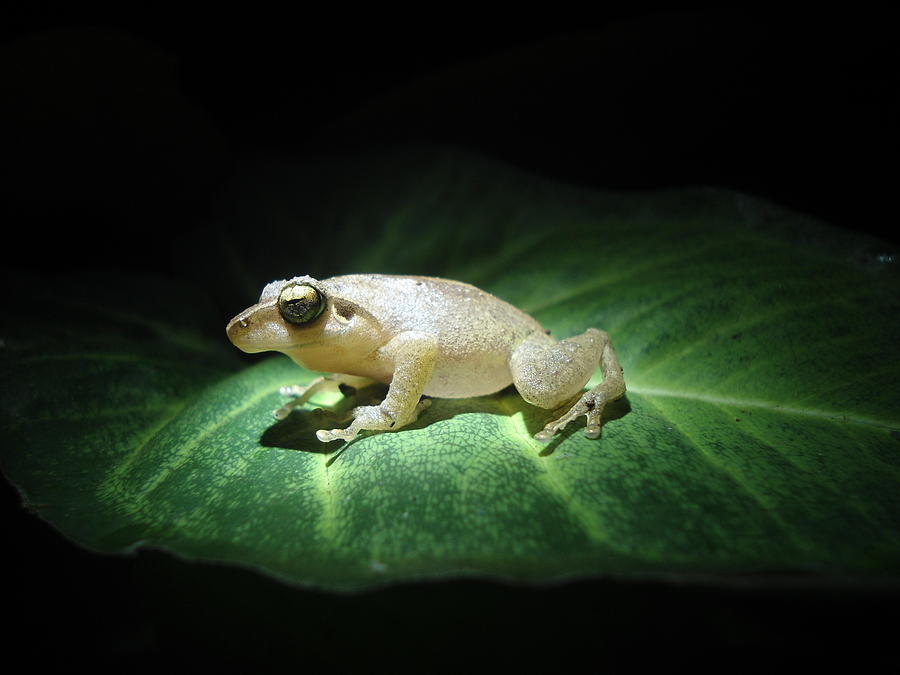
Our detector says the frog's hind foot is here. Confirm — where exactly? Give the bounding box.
[518,328,625,443]
[534,391,609,442]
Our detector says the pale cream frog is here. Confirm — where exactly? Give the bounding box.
[226,274,625,443]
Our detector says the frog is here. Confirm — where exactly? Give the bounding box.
[226,274,626,443]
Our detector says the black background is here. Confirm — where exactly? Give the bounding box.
[2,7,898,671]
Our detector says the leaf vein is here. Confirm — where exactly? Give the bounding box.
[629,387,900,430]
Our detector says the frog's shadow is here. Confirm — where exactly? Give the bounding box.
[259,384,631,457]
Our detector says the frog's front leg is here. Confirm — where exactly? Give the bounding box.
[510,328,625,442]
[316,332,437,442]
[273,374,376,420]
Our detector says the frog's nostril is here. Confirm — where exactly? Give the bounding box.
[226,315,251,347]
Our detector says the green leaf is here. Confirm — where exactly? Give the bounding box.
[2,148,899,590]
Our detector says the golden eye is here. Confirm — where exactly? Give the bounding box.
[277,283,325,325]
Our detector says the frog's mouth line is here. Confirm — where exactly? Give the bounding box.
[287,340,325,351]
[234,339,325,354]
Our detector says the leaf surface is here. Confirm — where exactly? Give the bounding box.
[2,149,899,590]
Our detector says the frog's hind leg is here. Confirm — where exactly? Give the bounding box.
[510,329,625,442]
[273,374,376,420]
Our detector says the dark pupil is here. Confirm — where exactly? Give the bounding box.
[285,299,304,315]
[283,297,316,322]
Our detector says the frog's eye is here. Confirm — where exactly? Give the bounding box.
[277,283,325,325]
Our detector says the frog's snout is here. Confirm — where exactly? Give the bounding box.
[226,302,294,353]
[226,312,276,353]
[226,314,257,352]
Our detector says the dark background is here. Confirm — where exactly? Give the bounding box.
[2,7,898,671]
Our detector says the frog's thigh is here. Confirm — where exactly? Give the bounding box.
[509,330,603,409]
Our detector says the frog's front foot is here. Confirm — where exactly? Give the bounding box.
[315,399,432,443]
[314,404,396,443]
[316,427,357,443]
[272,374,376,421]
[272,380,321,420]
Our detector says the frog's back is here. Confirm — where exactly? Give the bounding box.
[321,274,544,397]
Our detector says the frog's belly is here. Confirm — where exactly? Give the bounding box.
[423,356,513,399]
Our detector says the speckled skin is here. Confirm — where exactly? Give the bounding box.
[226,274,625,443]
